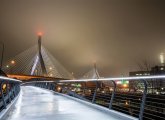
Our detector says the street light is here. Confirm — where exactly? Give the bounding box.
[48,67,54,77]
[11,60,15,65]
[49,67,52,70]
[49,73,53,77]
[10,60,16,74]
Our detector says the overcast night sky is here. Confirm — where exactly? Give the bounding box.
[0,0,165,77]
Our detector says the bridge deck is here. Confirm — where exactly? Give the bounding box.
[4,86,136,120]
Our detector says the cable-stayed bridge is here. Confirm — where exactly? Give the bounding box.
[0,34,164,120]
[2,34,73,80]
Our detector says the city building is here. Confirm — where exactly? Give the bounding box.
[129,65,165,94]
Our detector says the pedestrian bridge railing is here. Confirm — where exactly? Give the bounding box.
[0,76,21,112]
[23,75,165,120]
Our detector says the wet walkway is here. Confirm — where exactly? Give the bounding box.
[4,86,137,120]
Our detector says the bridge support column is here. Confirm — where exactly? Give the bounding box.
[109,80,116,109]
[139,79,148,120]
[38,34,47,76]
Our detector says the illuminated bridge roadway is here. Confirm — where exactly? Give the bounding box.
[3,86,136,120]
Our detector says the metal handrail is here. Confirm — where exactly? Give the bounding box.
[0,76,21,111]
[23,75,165,120]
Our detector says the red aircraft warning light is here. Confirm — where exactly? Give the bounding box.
[37,32,43,36]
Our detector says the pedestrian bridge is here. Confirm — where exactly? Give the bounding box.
[2,86,136,120]
[0,76,164,120]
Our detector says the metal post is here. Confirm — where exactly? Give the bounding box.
[39,83,41,87]
[92,81,98,103]
[53,84,55,90]
[49,83,50,89]
[12,83,16,97]
[49,83,51,90]
[139,79,148,120]
[47,82,49,89]
[83,82,86,95]
[45,82,48,89]
[6,81,11,103]
[18,83,20,93]
[15,84,17,95]
[109,81,116,109]
[43,83,45,88]
[40,83,42,88]
[51,84,53,90]
[10,83,14,99]
[41,83,43,88]
[15,84,18,95]
[50,84,52,90]
[0,82,6,109]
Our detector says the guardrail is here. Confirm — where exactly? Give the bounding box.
[25,75,165,120]
[0,76,21,111]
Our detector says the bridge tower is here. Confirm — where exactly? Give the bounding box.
[37,32,47,76]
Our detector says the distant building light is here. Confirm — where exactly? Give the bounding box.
[110,88,113,91]
[125,101,129,105]
[160,67,164,70]
[136,73,142,76]
[123,84,128,88]
[144,73,149,75]
[101,91,105,93]
[126,81,129,84]
[57,86,61,91]
[2,84,6,89]
[116,81,121,84]
[160,53,164,64]
[140,90,143,93]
